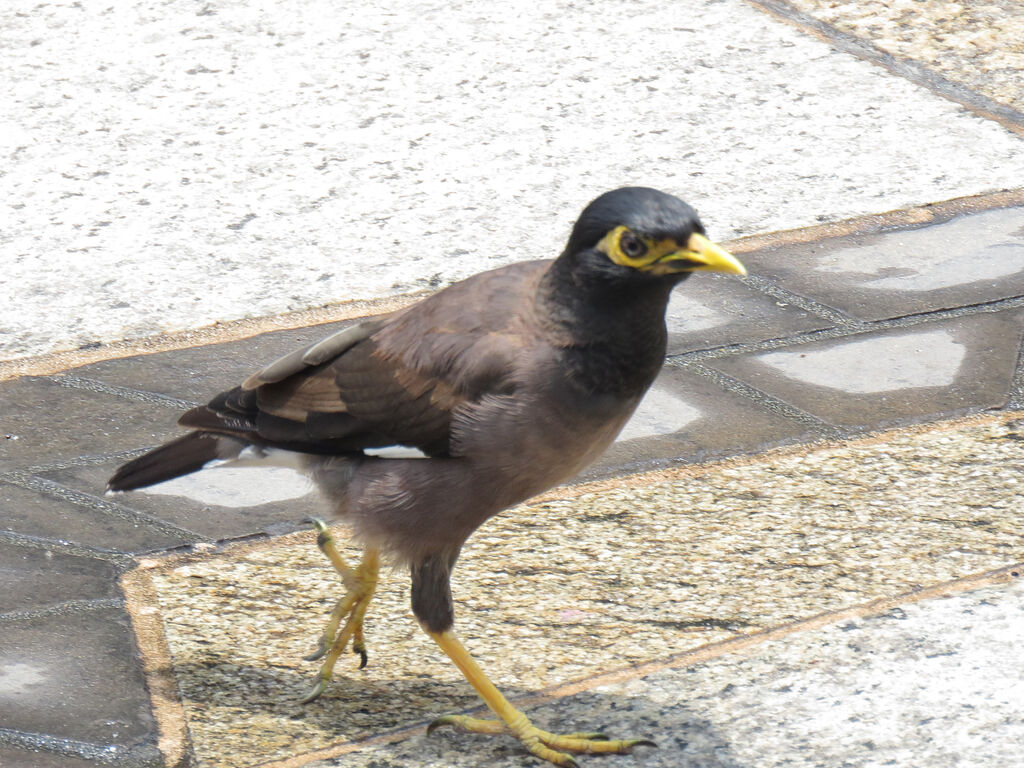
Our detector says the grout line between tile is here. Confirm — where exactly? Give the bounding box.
[47,374,199,410]
[676,360,844,437]
[0,727,163,767]
[0,597,125,624]
[0,529,136,568]
[671,294,1024,364]
[743,0,1024,136]
[1,472,209,545]
[738,274,858,326]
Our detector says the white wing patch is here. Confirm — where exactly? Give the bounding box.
[362,445,430,459]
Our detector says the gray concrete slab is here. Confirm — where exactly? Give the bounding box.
[0,746,105,768]
[43,462,317,541]
[740,206,1024,321]
[0,481,193,554]
[586,366,821,479]
[0,543,120,615]
[708,308,1024,429]
[66,320,359,405]
[0,607,157,748]
[0,377,189,469]
[4,0,1024,362]
[665,274,834,355]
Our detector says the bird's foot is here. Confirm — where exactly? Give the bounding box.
[428,713,656,767]
[300,518,380,704]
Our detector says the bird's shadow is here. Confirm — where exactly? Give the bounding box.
[171,651,743,767]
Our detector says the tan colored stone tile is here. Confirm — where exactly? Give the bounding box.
[138,413,1024,767]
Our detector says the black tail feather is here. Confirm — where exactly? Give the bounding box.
[107,432,245,491]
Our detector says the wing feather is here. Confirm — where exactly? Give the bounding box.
[178,261,551,456]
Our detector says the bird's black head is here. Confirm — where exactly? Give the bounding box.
[560,187,745,285]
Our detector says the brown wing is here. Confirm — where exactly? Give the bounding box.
[178,261,550,457]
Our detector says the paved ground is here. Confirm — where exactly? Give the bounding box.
[2,1,1024,767]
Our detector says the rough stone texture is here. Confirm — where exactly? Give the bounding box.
[317,577,1024,768]
[739,206,1024,321]
[139,414,1024,768]
[784,0,1024,111]
[4,0,1024,361]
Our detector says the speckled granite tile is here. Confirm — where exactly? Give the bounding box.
[316,577,1024,767]
[135,413,1024,767]
[784,0,1024,111]
[4,0,1024,361]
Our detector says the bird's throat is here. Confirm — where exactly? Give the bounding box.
[537,261,672,398]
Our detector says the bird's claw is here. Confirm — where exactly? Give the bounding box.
[303,635,329,661]
[299,677,327,705]
[426,713,654,765]
[354,644,368,669]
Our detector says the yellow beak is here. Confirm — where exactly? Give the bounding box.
[653,233,746,276]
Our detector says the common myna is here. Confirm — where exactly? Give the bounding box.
[109,187,746,766]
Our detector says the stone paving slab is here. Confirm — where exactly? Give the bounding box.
[665,274,834,355]
[39,462,313,543]
[121,413,1024,768]
[707,307,1024,430]
[780,0,1024,112]
[4,0,1024,361]
[0,746,105,768]
[327,573,1024,768]
[0,377,189,470]
[0,606,157,749]
[0,482,193,555]
[738,205,1024,322]
[0,543,121,615]
[586,366,821,479]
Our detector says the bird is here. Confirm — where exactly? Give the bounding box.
[108,187,746,766]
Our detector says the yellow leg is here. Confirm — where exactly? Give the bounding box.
[301,518,380,703]
[427,629,655,767]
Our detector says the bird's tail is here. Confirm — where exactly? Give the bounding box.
[107,432,247,492]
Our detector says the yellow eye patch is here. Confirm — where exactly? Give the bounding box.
[596,225,683,269]
[595,225,747,276]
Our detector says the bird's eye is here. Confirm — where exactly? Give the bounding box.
[619,232,647,259]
